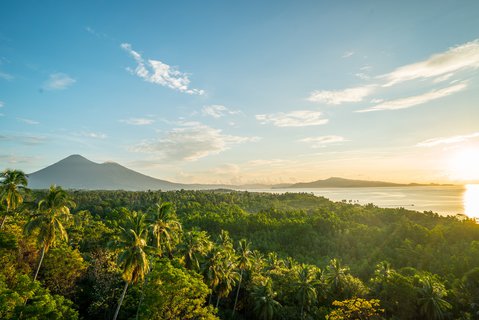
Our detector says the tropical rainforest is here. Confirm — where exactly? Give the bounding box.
[1,169,479,319]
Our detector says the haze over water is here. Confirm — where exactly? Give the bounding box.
[250,185,479,218]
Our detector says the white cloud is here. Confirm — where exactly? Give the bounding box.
[85,26,106,38]
[247,159,292,167]
[432,73,454,83]
[381,39,479,87]
[0,134,47,145]
[299,135,347,148]
[308,86,375,105]
[417,132,479,147]
[43,73,76,90]
[0,72,13,80]
[342,51,355,58]
[308,40,479,107]
[81,131,107,139]
[355,73,370,80]
[0,100,3,107]
[357,82,467,113]
[120,118,155,125]
[0,154,37,165]
[132,122,258,161]
[17,118,39,125]
[202,105,240,118]
[121,43,204,95]
[256,110,328,127]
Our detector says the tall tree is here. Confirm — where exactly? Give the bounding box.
[0,169,29,229]
[416,276,452,320]
[250,279,281,320]
[149,202,182,258]
[203,231,239,308]
[180,230,213,272]
[324,258,349,295]
[233,239,252,316]
[295,265,318,320]
[111,210,150,320]
[24,185,75,281]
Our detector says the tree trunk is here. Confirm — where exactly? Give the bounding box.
[216,295,221,308]
[136,266,151,320]
[301,295,304,320]
[0,209,9,229]
[33,245,46,281]
[232,269,243,317]
[113,281,129,320]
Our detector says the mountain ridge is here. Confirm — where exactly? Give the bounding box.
[28,154,186,191]
[278,176,453,188]
[25,155,453,191]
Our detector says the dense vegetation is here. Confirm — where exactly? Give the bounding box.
[1,169,479,319]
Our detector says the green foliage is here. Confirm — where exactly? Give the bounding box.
[0,169,29,229]
[2,186,479,319]
[0,274,78,320]
[326,298,383,320]
[24,185,75,252]
[148,202,182,257]
[140,259,218,319]
[39,244,87,297]
[250,278,282,320]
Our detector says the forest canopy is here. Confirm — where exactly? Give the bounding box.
[1,171,479,319]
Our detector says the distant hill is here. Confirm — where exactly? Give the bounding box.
[28,155,186,191]
[278,177,452,188]
[25,155,452,191]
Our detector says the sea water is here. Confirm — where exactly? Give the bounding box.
[245,185,479,219]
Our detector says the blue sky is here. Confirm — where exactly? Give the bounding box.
[1,0,479,184]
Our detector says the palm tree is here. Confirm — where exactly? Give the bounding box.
[295,265,318,320]
[250,279,281,320]
[111,210,150,320]
[374,261,393,281]
[0,169,29,229]
[24,185,75,281]
[149,202,182,258]
[202,232,240,308]
[233,239,252,316]
[324,258,349,294]
[203,249,224,305]
[180,230,213,272]
[416,276,452,320]
[215,256,239,308]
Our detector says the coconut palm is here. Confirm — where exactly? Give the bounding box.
[250,279,281,320]
[374,261,393,281]
[202,232,239,308]
[149,202,182,258]
[180,230,213,271]
[0,169,29,229]
[416,276,452,320]
[324,258,349,293]
[215,256,239,308]
[295,265,318,320]
[24,185,75,281]
[233,239,252,316]
[111,210,150,320]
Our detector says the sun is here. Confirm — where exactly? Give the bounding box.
[449,147,479,181]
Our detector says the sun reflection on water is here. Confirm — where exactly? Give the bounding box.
[464,184,479,219]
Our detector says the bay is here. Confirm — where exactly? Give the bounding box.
[244,184,479,218]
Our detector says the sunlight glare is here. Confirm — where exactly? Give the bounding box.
[449,148,479,181]
[464,184,479,219]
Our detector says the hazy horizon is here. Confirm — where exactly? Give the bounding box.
[2,1,479,185]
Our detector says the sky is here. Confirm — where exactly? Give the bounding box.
[1,0,479,185]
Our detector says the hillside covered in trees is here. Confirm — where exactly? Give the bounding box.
[1,169,479,319]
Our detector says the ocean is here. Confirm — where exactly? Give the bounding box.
[245,184,479,219]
